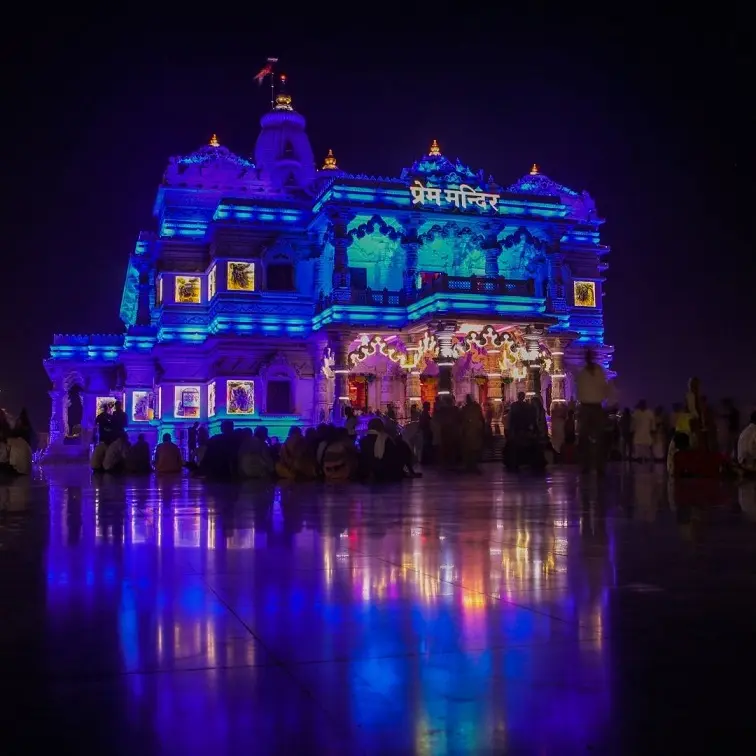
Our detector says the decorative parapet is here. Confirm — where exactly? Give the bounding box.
[49,333,124,360]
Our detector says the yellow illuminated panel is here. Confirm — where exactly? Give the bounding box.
[227,261,255,291]
[227,380,254,415]
[175,276,201,304]
[573,280,596,308]
[208,381,216,417]
[174,386,201,419]
[132,390,155,422]
[208,266,217,299]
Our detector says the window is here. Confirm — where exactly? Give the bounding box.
[266,264,295,291]
[349,267,368,290]
[266,380,291,414]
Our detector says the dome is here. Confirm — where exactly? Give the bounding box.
[253,90,316,191]
[163,135,255,188]
[506,165,599,222]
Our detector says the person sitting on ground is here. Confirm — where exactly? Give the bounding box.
[359,417,404,482]
[124,433,152,473]
[275,426,317,480]
[6,434,32,475]
[103,433,129,473]
[321,427,358,482]
[238,427,275,479]
[90,441,108,472]
[737,411,756,476]
[198,420,239,479]
[155,432,183,474]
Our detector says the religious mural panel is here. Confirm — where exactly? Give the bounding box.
[227,262,255,291]
[573,280,596,307]
[174,386,201,419]
[131,390,155,422]
[208,381,216,417]
[226,380,255,415]
[175,276,201,304]
[208,266,217,299]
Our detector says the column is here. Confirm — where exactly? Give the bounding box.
[402,226,420,294]
[434,320,457,399]
[483,234,501,278]
[48,389,66,444]
[329,211,351,295]
[523,326,544,398]
[311,338,329,424]
[549,337,567,412]
[407,370,421,415]
[329,331,350,424]
[136,265,152,325]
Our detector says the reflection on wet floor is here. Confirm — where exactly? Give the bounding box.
[1,465,755,754]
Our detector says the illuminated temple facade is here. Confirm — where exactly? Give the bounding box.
[44,88,612,451]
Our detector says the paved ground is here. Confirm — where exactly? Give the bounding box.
[1,464,756,754]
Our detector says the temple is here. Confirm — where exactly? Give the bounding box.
[43,83,612,456]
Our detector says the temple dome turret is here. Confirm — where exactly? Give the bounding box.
[506,164,599,222]
[162,134,255,188]
[254,78,316,191]
[400,139,485,187]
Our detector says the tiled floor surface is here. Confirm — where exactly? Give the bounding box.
[2,464,756,754]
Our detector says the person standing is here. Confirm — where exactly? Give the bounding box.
[576,349,610,474]
[632,400,656,465]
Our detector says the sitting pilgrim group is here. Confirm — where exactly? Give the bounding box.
[89,408,422,482]
[90,401,184,474]
[0,409,35,477]
[193,415,421,482]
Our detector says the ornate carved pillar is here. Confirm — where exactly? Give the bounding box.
[48,389,65,444]
[402,226,420,294]
[548,337,567,412]
[483,234,501,278]
[329,212,351,294]
[309,232,323,297]
[522,325,544,398]
[136,265,152,325]
[311,337,330,424]
[407,370,421,415]
[329,331,351,424]
[434,320,457,398]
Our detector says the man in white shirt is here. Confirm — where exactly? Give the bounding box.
[737,412,756,475]
[576,349,610,474]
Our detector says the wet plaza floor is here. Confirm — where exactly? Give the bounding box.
[2,465,756,754]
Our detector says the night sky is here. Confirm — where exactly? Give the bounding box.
[2,10,752,424]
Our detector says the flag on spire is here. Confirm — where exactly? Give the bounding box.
[254,57,278,85]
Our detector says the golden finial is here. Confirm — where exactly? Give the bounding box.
[322,149,338,170]
[429,139,441,156]
[530,163,540,175]
[274,73,293,111]
[209,134,220,147]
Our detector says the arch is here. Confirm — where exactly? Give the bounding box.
[347,215,405,291]
[497,227,549,278]
[418,223,486,277]
[63,371,86,392]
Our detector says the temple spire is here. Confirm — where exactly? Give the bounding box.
[322,149,338,170]
[429,139,441,156]
[530,163,540,175]
[274,73,294,111]
[209,133,220,147]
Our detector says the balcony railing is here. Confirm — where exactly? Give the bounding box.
[314,275,535,313]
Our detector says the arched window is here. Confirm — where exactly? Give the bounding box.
[266,263,295,291]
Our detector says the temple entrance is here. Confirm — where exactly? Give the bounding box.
[474,376,488,406]
[266,380,291,414]
[420,376,438,407]
[65,385,83,441]
[348,376,369,411]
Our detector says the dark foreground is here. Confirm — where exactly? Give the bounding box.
[1,465,756,755]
